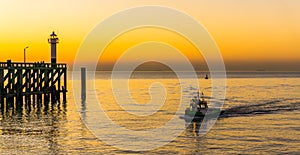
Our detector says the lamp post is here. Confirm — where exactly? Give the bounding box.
[24,46,29,63]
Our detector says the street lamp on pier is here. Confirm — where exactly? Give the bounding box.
[24,46,29,63]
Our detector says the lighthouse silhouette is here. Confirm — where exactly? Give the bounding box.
[48,31,59,64]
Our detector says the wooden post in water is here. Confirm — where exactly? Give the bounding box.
[81,67,86,101]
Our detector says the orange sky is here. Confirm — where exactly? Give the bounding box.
[97,27,207,70]
[0,0,300,71]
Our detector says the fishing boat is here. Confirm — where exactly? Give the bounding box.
[180,92,223,122]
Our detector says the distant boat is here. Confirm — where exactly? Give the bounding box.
[205,74,209,79]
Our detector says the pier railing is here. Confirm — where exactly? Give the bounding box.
[0,60,67,107]
[0,62,67,69]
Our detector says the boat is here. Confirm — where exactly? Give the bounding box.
[204,74,209,79]
[180,92,223,122]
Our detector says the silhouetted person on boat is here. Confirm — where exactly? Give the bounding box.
[198,92,208,110]
[200,99,208,109]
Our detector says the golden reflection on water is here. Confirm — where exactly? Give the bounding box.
[0,102,67,154]
[0,75,300,154]
[96,78,183,130]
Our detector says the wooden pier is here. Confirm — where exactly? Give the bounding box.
[0,60,67,108]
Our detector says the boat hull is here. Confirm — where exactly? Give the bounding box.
[180,108,224,122]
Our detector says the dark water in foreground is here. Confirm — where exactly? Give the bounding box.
[0,72,299,154]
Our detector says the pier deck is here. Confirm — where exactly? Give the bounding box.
[0,60,67,107]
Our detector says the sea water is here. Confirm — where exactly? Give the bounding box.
[0,71,299,154]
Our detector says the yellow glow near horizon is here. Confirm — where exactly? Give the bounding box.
[99,27,205,69]
[0,0,300,70]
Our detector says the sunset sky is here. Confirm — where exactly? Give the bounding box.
[0,0,299,71]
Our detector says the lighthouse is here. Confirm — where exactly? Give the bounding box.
[48,31,59,64]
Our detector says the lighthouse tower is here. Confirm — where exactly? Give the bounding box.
[48,31,59,64]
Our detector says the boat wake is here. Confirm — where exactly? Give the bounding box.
[219,99,300,118]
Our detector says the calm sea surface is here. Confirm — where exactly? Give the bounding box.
[0,71,299,154]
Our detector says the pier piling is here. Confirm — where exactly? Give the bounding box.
[81,67,86,101]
